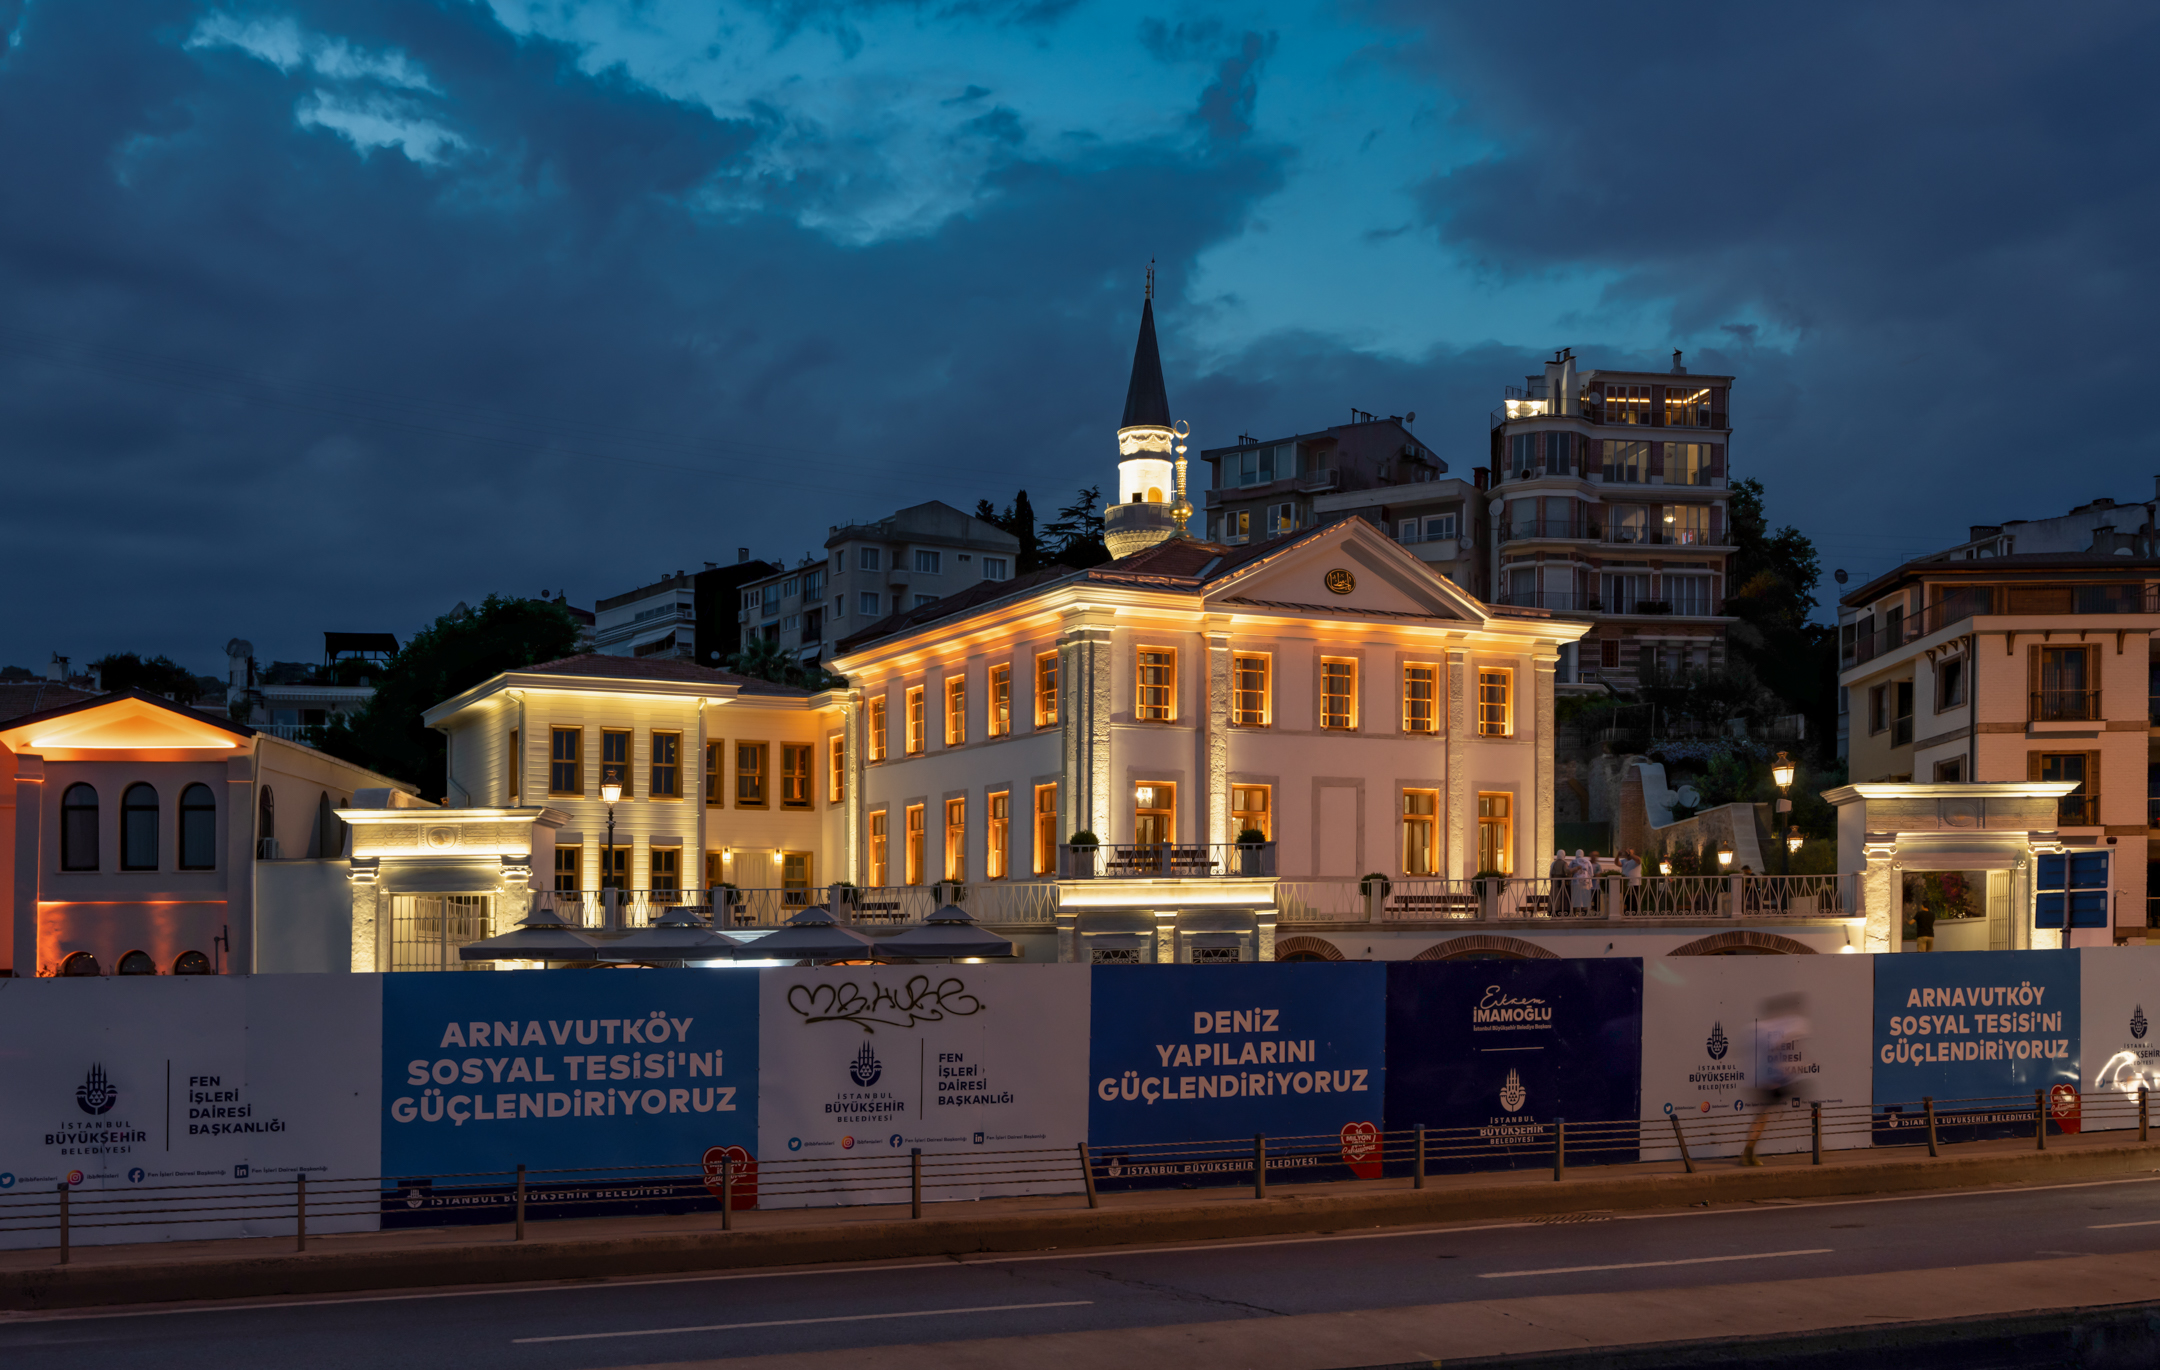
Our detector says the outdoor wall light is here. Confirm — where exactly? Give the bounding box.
[771,850,785,864]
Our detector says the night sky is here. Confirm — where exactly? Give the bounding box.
[4,2,2154,673]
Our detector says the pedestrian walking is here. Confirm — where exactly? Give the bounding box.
[1912,901,1936,952]
[1743,993,1811,1166]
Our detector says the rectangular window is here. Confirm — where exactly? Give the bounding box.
[761,584,780,616]
[1426,514,1458,540]
[1403,789,1438,875]
[1231,784,1270,841]
[1666,503,1710,545]
[2036,752,2098,827]
[1664,443,1707,486]
[601,729,631,796]
[506,728,520,805]
[944,797,967,882]
[1605,384,1650,425]
[906,685,926,754]
[1893,680,1914,745]
[1403,663,1440,734]
[986,791,1009,879]
[553,845,580,894]
[1136,648,1177,722]
[705,740,723,806]
[650,847,680,893]
[1937,658,1967,712]
[550,727,582,795]
[829,735,846,803]
[1664,385,1712,428]
[1666,575,1712,616]
[869,811,889,886]
[1933,757,1966,782]
[1232,653,1270,727]
[1321,658,1358,730]
[859,546,881,571]
[860,591,882,616]
[2036,851,2110,929]
[649,731,680,799]
[915,549,942,574]
[2035,646,2096,722]
[736,742,767,807]
[781,744,812,808]
[914,593,939,608]
[1477,792,1514,874]
[1545,431,1572,476]
[945,676,966,746]
[1033,785,1058,874]
[1603,439,1648,482]
[599,844,629,891]
[988,664,1011,736]
[1398,518,1423,545]
[781,852,811,906]
[1134,783,1175,846]
[705,850,723,890]
[869,696,888,761]
[1221,509,1250,543]
[905,804,925,884]
[1868,684,1888,734]
[983,557,1009,581]
[1035,651,1059,726]
[1477,669,1513,737]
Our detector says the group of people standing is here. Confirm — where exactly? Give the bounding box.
[1547,848,1644,914]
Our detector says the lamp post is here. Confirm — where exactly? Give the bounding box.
[1771,751,1796,875]
[601,771,623,894]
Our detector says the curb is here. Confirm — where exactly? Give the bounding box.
[4,1144,2155,1312]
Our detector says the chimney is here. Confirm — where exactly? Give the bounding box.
[47,654,67,682]
[1672,349,1686,374]
[737,548,748,563]
[1474,467,1490,491]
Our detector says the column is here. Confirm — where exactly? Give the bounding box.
[348,858,382,972]
[1204,622,1231,846]
[1446,649,1470,879]
[1860,837,1897,952]
[1060,617,1113,842]
[10,754,43,976]
[1153,910,1178,964]
[1533,651,1557,881]
[227,754,257,973]
[1255,908,1277,963]
[843,687,864,885]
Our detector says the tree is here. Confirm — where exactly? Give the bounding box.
[91,653,203,701]
[1719,477,1838,747]
[727,636,843,692]
[974,490,1043,572]
[319,595,582,797]
[1040,485,1110,568]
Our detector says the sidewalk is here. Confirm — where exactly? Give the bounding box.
[3,1128,2155,1312]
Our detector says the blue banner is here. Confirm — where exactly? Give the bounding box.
[1872,949,2079,1145]
[381,971,758,1224]
[1086,964,1386,1189]
[1383,960,1643,1172]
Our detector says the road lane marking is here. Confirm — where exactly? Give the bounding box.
[1478,1248,1833,1279]
[509,1300,1092,1344]
[2089,1219,2160,1229]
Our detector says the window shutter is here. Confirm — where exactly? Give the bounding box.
[2027,750,2041,782]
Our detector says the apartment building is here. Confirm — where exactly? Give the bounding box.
[223,632,395,740]
[594,557,781,665]
[742,502,1022,668]
[1487,350,1736,688]
[1836,553,2160,945]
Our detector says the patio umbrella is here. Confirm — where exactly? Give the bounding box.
[873,904,1017,960]
[726,904,877,962]
[596,902,744,964]
[459,899,601,963]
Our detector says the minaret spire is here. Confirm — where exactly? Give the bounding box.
[1104,266,1185,559]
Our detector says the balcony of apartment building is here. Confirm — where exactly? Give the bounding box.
[1841,582,2160,672]
[1493,588,1726,620]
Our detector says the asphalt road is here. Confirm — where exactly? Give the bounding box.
[4,1176,2159,1368]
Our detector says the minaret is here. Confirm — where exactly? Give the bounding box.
[1104,266,1189,559]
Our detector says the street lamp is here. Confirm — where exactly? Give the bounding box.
[1659,858,1673,877]
[601,770,623,893]
[1716,843,1734,870]
[1771,750,1796,874]
[1786,831,1805,854]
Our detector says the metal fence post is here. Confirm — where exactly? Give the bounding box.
[1552,1118,1566,1182]
[720,1155,733,1232]
[2142,1086,2150,1144]
[1253,1134,1267,1199]
[1414,1126,1426,1190]
[1669,1114,1695,1174]
[1810,1102,1822,1165]
[515,1163,527,1241]
[910,1148,922,1219]
[2035,1090,2047,1150]
[1077,1143,1098,1210]
[296,1173,308,1252]
[1924,1097,1939,1157]
[57,1184,69,1266]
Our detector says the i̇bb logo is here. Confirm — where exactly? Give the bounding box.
[2050,1084,2082,1135]
[700,1145,758,1210]
[841,1135,856,1150]
[1340,1121,1382,1180]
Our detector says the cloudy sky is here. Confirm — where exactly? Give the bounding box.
[3,1,2153,673]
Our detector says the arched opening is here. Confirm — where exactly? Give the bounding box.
[1411,935,1559,961]
[258,787,276,858]
[173,950,213,975]
[1668,931,1820,957]
[60,783,98,871]
[121,783,159,871]
[1275,935,1344,963]
[116,950,157,976]
[59,951,102,977]
[1147,486,1164,503]
[179,784,217,870]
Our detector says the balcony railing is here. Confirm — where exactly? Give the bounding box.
[2031,690,2101,722]
[2056,794,2099,827]
[1275,874,1852,924]
[1059,842,1277,879]
[531,883,1062,931]
[1494,591,1721,618]
[1844,583,2160,666]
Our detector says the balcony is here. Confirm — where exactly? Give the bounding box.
[1058,842,1277,880]
[1494,591,1722,618]
[1275,873,1854,924]
[2031,690,2101,723]
[1844,583,2160,667]
[1502,518,1600,543]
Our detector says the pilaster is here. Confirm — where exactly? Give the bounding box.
[844,687,865,884]
[1446,649,1469,879]
[348,857,382,972]
[1255,909,1277,963]
[1533,652,1557,880]
[227,754,257,974]
[1060,615,1114,842]
[1204,622,1231,845]
[1154,910,1178,964]
[11,754,42,977]
[1860,834,1897,952]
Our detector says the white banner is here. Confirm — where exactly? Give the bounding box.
[756,965,1089,1208]
[2080,945,2160,1131]
[0,976,382,1249]
[1640,954,1873,1160]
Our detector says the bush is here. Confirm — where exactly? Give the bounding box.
[1235,828,1268,844]
[1068,830,1099,847]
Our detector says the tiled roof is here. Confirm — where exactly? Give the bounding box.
[1843,552,2160,607]
[834,565,1083,653]
[515,654,810,696]
[0,682,99,726]
[0,688,256,739]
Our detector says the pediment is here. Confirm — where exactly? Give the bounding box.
[0,695,248,753]
[1206,525,1485,622]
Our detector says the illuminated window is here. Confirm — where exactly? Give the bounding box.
[1221,509,1251,543]
[1664,385,1712,428]
[1602,439,1648,483]
[1232,654,1270,727]
[506,729,519,805]
[1136,648,1176,722]
[1402,789,1438,875]
[781,744,812,808]
[61,783,97,870]
[1403,663,1439,734]
[554,846,580,893]
[868,696,888,761]
[781,852,811,905]
[1477,669,1513,737]
[1033,784,1058,874]
[549,727,582,795]
[649,731,680,799]
[704,850,724,889]
[179,784,216,871]
[1035,651,1059,726]
[1665,444,1708,487]
[736,742,767,807]
[869,811,889,885]
[944,797,967,882]
[1320,658,1358,730]
[1134,783,1175,845]
[904,804,925,884]
[1477,792,1513,874]
[1667,503,1710,545]
[1231,785,1270,840]
[986,791,1009,879]
[1604,384,1650,425]
[988,664,1011,736]
[601,729,631,796]
[906,686,925,754]
[599,844,629,891]
[705,741,724,807]
[650,847,680,893]
[945,676,966,746]
[829,735,846,802]
[121,783,158,871]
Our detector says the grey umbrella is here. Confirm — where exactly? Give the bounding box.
[873,904,1017,960]
[727,904,877,962]
[596,902,745,964]
[459,899,601,963]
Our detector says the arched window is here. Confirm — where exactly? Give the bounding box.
[121,783,159,870]
[60,784,98,871]
[59,951,102,977]
[172,950,212,975]
[179,784,217,870]
[258,787,275,858]
[116,950,157,975]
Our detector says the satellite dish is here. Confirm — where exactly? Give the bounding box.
[1833,568,1848,584]
[1675,785,1702,807]
[1405,411,1416,424]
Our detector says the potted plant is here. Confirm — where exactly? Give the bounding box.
[934,879,968,905]
[1234,827,1270,876]
[829,880,860,910]
[1472,869,1508,918]
[1066,830,1099,879]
